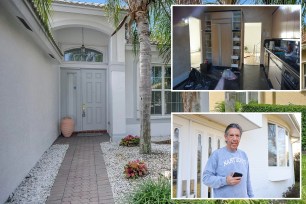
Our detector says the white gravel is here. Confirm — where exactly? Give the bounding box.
[100,142,171,204]
[5,144,69,204]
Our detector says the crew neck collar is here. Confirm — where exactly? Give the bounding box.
[225,146,238,153]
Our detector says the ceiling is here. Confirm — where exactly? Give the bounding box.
[172,5,278,24]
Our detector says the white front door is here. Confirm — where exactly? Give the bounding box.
[61,68,107,131]
[81,69,106,130]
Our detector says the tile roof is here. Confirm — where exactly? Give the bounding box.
[53,0,105,8]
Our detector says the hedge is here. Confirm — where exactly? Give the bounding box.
[241,104,306,151]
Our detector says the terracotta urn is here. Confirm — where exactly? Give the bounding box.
[60,117,75,137]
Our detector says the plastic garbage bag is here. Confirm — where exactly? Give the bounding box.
[222,69,237,80]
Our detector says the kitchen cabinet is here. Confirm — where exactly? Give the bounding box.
[264,49,269,75]
[272,7,286,38]
[268,55,282,90]
[231,11,241,68]
[272,6,300,39]
[293,7,300,39]
[204,14,212,64]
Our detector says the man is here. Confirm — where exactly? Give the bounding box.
[203,123,254,198]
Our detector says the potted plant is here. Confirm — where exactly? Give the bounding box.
[60,117,74,137]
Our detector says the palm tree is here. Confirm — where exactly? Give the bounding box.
[31,0,53,33]
[105,0,174,154]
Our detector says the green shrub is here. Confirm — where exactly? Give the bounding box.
[242,104,306,151]
[282,183,300,198]
[124,160,148,179]
[127,177,173,204]
[119,135,140,146]
[214,101,242,112]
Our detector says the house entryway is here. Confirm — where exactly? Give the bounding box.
[46,134,114,203]
[61,68,107,132]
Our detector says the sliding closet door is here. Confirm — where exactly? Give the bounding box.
[211,23,231,67]
[211,24,220,66]
[220,23,232,67]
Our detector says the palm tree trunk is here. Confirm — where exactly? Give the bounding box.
[136,6,152,154]
[225,92,236,112]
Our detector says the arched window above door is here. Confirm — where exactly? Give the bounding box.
[64,48,103,62]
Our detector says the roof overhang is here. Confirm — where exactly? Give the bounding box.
[3,0,63,62]
[174,113,301,139]
[176,113,261,134]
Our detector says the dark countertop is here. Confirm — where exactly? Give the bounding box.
[265,48,300,75]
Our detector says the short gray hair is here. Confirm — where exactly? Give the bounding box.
[225,123,242,136]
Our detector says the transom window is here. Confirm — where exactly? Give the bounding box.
[64,48,103,62]
[151,65,183,115]
[268,123,289,167]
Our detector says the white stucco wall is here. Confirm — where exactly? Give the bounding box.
[125,45,173,137]
[240,116,295,198]
[0,3,60,203]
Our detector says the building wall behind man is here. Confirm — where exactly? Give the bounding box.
[0,5,59,203]
[261,92,306,105]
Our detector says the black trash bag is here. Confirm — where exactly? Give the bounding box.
[184,68,203,90]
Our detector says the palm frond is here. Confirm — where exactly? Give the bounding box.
[32,0,53,30]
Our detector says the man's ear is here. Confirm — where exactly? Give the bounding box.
[224,134,228,143]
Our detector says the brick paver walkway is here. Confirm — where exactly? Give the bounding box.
[46,135,114,204]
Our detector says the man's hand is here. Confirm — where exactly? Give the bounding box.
[226,173,242,186]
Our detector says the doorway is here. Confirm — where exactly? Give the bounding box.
[60,69,107,131]
[244,23,262,65]
[189,17,202,68]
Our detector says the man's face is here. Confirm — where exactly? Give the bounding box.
[224,127,241,151]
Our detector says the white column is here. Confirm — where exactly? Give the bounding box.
[109,29,126,141]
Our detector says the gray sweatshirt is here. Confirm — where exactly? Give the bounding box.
[203,147,254,198]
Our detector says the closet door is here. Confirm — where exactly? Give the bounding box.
[212,23,231,67]
[220,23,232,67]
[211,24,220,66]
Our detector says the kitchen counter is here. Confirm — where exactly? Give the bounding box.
[265,48,299,75]
[265,48,300,90]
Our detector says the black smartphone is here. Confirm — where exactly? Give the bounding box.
[232,172,243,177]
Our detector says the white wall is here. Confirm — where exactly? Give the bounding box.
[244,23,262,53]
[0,4,59,203]
[125,46,172,138]
[241,116,295,198]
[242,7,275,64]
[55,27,109,62]
[189,17,201,53]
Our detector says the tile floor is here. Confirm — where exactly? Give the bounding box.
[46,134,114,204]
[242,64,270,90]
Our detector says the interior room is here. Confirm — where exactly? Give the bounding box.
[172,5,300,90]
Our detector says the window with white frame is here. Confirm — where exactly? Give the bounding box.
[64,48,103,62]
[227,92,259,104]
[268,123,289,167]
[151,65,183,115]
